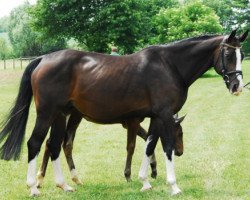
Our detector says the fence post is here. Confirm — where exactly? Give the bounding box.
[4,59,6,70]
[20,58,22,69]
[13,59,15,69]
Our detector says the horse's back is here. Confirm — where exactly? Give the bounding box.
[31,49,152,122]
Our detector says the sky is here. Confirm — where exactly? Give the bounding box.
[0,0,36,17]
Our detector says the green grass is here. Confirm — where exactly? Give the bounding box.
[0,61,249,200]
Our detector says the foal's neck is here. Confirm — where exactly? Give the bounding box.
[163,36,224,87]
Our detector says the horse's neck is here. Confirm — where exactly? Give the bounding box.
[163,37,224,87]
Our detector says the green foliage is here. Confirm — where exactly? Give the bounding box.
[0,37,12,59]
[31,0,176,53]
[193,0,250,55]
[0,16,10,33]
[8,2,67,57]
[152,2,223,44]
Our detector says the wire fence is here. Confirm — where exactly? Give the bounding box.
[0,57,36,70]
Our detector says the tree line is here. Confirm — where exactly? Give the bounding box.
[0,0,249,59]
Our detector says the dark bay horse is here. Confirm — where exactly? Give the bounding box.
[0,29,248,196]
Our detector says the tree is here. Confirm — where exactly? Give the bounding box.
[0,38,12,59]
[151,2,223,44]
[0,16,10,33]
[185,0,249,54]
[31,0,176,53]
[8,2,67,57]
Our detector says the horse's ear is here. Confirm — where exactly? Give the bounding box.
[175,115,186,124]
[239,30,249,42]
[227,29,238,42]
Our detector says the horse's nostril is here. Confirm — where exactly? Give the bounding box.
[232,83,238,92]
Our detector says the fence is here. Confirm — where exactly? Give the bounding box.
[0,57,36,70]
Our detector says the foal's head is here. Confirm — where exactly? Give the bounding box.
[215,29,249,95]
[173,115,185,156]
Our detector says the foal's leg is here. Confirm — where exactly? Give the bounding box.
[137,126,157,179]
[47,113,74,192]
[139,110,181,195]
[157,111,181,195]
[124,119,140,182]
[63,110,82,185]
[36,139,51,187]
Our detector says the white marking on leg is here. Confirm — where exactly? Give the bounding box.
[27,156,40,196]
[71,169,82,185]
[139,137,152,191]
[52,157,74,192]
[235,48,244,90]
[165,151,181,195]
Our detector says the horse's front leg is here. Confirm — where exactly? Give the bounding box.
[137,126,157,179]
[138,134,159,191]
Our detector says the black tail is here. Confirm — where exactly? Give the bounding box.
[0,57,42,160]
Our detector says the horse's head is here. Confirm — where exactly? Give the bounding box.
[215,29,249,95]
[173,115,185,156]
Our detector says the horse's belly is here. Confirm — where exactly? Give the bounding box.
[72,98,149,124]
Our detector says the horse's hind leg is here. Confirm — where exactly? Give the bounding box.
[124,119,140,182]
[27,114,55,196]
[137,126,157,179]
[47,113,74,192]
[63,110,82,185]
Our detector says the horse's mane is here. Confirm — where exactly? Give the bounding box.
[167,34,221,46]
[143,34,222,51]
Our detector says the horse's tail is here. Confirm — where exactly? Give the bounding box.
[0,57,42,160]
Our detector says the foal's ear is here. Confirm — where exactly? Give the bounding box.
[239,30,249,43]
[175,115,186,124]
[227,29,238,42]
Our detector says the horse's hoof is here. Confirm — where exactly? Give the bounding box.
[126,177,132,182]
[140,185,152,192]
[57,183,75,192]
[151,171,157,179]
[171,188,182,196]
[72,177,83,185]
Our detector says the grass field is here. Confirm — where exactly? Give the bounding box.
[0,61,249,200]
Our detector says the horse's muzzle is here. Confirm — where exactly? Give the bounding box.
[174,150,183,157]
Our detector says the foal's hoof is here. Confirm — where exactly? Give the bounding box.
[151,171,157,179]
[36,173,44,188]
[72,177,83,185]
[30,186,41,196]
[57,183,75,192]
